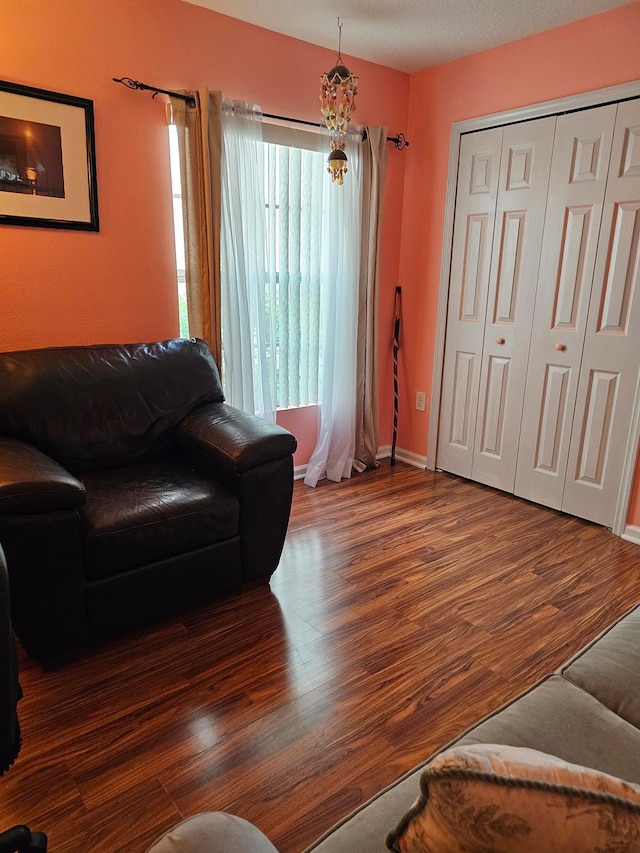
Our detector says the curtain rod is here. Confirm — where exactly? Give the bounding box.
[263,113,409,150]
[113,77,197,108]
[113,77,409,150]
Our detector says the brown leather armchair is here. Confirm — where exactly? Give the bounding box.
[0,338,297,665]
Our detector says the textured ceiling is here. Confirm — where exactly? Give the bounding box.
[183,0,631,73]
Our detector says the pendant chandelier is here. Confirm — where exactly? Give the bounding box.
[320,18,358,184]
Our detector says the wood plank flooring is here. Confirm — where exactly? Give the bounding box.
[2,464,640,851]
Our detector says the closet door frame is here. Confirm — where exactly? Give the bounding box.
[428,78,640,538]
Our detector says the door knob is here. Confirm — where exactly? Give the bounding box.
[496,337,505,345]
[555,343,567,351]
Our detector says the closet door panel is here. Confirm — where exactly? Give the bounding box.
[471,117,555,492]
[437,128,502,477]
[515,105,617,508]
[563,99,640,526]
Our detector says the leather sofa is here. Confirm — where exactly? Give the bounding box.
[148,600,640,850]
[0,338,297,665]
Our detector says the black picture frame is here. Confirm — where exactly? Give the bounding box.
[0,79,99,231]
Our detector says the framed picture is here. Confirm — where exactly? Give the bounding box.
[0,79,99,230]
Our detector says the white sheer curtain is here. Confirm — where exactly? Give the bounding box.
[220,99,277,422]
[220,107,366,484]
[304,132,363,487]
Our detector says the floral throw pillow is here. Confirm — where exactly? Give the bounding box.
[386,743,640,852]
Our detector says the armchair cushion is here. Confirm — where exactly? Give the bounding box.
[0,437,85,515]
[81,456,239,580]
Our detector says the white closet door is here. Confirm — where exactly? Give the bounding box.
[437,127,502,478]
[563,99,640,526]
[515,105,617,509]
[471,117,555,492]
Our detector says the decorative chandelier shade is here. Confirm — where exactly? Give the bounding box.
[320,18,358,183]
[327,136,348,185]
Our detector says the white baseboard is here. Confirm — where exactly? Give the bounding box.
[622,524,640,546]
[388,447,428,469]
[294,445,427,481]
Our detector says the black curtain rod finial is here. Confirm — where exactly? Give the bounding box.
[113,77,196,108]
[390,132,409,150]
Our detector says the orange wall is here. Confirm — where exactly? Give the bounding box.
[0,0,409,467]
[398,2,640,524]
[4,0,640,509]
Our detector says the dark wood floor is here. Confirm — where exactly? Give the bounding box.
[2,464,640,851]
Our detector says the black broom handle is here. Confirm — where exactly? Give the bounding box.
[391,286,402,467]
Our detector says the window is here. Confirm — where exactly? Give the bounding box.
[170,120,327,409]
[168,124,189,339]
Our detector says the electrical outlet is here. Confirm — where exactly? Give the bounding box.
[416,391,426,411]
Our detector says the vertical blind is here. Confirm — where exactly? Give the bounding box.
[264,142,325,408]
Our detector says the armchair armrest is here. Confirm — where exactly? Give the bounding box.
[0,439,88,661]
[0,438,85,515]
[177,403,297,473]
[0,542,21,774]
[177,403,297,584]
